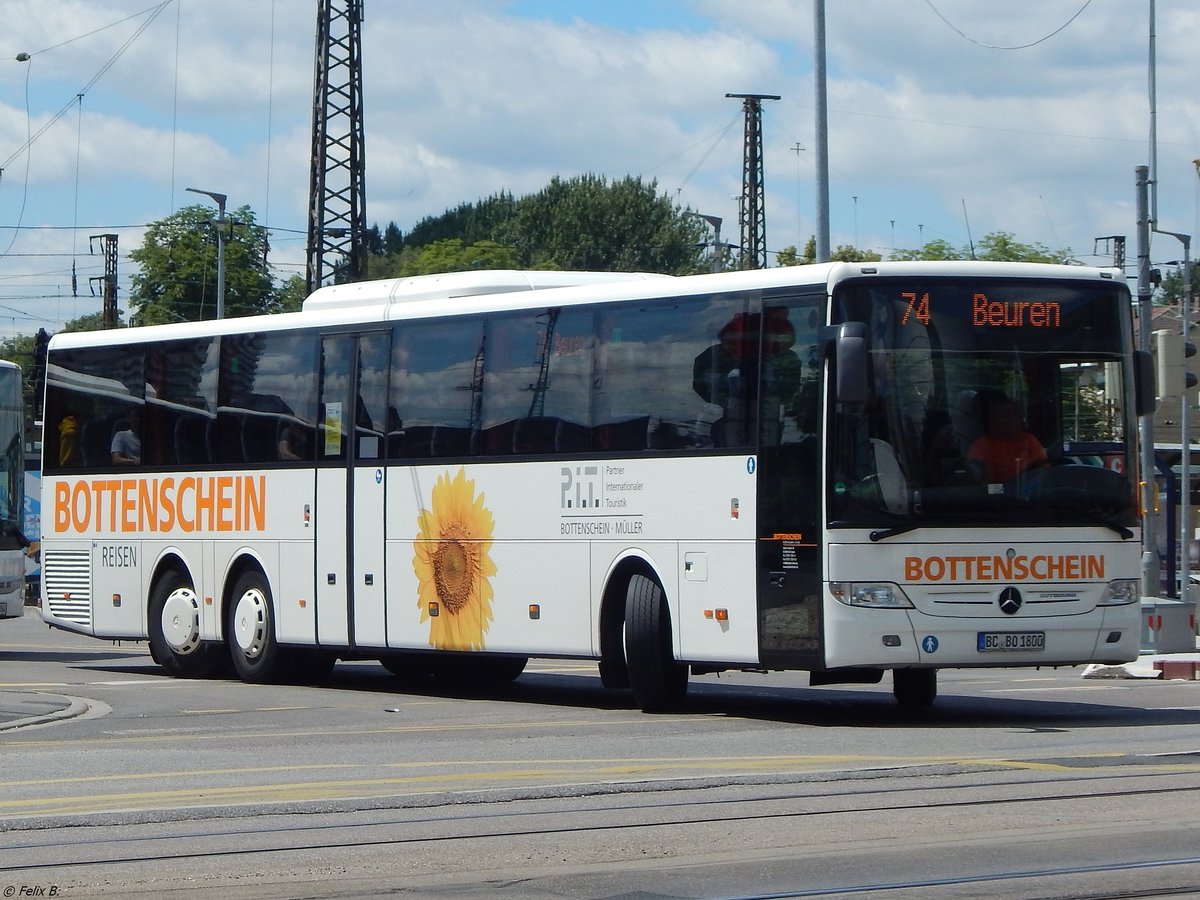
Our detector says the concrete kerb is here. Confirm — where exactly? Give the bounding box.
[0,691,94,731]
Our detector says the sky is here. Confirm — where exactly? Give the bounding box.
[0,0,1197,339]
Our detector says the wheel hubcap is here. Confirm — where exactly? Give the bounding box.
[161,587,201,654]
[232,587,268,658]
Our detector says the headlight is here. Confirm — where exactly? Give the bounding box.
[830,582,914,608]
[1098,579,1139,606]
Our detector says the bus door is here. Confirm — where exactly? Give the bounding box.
[316,331,391,650]
[756,296,824,669]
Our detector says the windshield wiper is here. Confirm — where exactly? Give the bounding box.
[870,524,919,541]
[1035,497,1134,539]
[1064,510,1133,539]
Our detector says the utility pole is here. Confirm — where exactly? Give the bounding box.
[1157,229,1192,609]
[89,233,118,329]
[1136,166,1158,597]
[727,93,779,270]
[813,0,830,262]
[792,142,804,250]
[308,0,367,293]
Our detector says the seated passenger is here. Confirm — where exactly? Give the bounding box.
[967,396,1046,482]
[278,423,308,461]
[110,408,142,466]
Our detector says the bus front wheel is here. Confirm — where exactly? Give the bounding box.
[227,570,285,683]
[893,668,937,708]
[624,573,687,712]
[148,571,225,677]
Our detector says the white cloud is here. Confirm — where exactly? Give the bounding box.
[0,0,1195,337]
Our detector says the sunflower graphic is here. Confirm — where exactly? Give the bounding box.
[413,468,497,650]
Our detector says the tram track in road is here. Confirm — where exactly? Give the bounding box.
[3,735,1200,820]
[4,763,1200,897]
[711,860,1200,900]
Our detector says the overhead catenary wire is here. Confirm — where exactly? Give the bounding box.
[0,0,173,174]
[673,112,742,198]
[923,0,1096,50]
[72,94,83,297]
[0,55,36,258]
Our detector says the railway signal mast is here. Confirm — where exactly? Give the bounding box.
[307,0,368,293]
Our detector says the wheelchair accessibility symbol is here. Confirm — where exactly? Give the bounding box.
[921,635,939,654]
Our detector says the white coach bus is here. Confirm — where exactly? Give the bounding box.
[38,262,1152,710]
[0,360,26,620]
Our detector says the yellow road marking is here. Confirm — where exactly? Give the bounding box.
[5,752,1199,817]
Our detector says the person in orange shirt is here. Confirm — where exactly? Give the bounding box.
[967,395,1046,482]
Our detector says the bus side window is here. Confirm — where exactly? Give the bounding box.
[598,296,729,452]
[45,345,145,470]
[389,320,482,461]
[218,332,318,465]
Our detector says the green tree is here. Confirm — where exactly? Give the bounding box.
[378,239,520,277]
[61,311,113,332]
[401,192,518,250]
[1156,263,1199,307]
[0,334,36,418]
[891,232,1072,263]
[274,275,309,313]
[975,231,1069,263]
[369,176,706,278]
[777,237,881,266]
[500,174,705,273]
[831,244,882,263]
[128,204,274,325]
[890,238,963,261]
[383,222,403,254]
[776,245,803,266]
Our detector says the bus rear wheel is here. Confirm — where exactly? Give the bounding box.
[893,668,937,708]
[380,652,436,679]
[148,571,225,677]
[227,570,286,683]
[431,654,529,686]
[624,573,687,712]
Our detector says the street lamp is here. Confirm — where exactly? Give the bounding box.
[186,187,228,319]
[685,212,728,273]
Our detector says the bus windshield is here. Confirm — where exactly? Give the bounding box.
[828,276,1137,532]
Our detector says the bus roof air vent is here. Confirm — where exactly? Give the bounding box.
[302,270,671,312]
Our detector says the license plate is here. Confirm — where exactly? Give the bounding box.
[977,631,1045,652]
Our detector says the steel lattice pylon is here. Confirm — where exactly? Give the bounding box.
[307,0,367,293]
[89,233,119,328]
[727,92,779,270]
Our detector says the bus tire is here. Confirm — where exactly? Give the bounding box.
[893,668,937,708]
[227,570,285,683]
[624,573,687,712]
[288,649,337,683]
[598,587,630,689]
[147,570,225,678]
[380,652,436,679]
[476,655,527,683]
[431,654,528,686]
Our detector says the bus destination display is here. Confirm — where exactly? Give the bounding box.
[901,290,1063,329]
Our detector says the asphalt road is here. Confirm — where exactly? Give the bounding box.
[4,605,1200,899]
